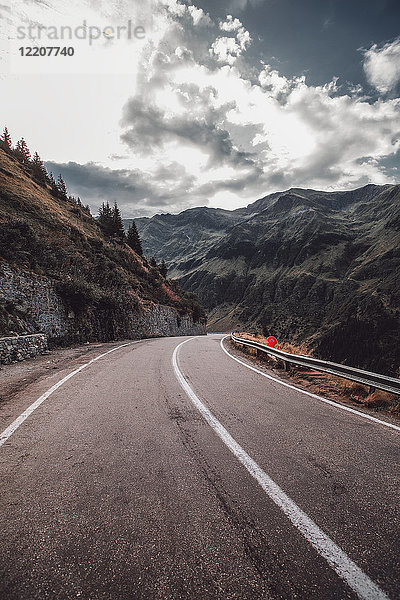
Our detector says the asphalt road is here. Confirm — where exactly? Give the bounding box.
[0,334,399,600]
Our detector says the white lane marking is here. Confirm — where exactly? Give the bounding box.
[173,338,390,600]
[0,341,140,448]
[221,336,400,434]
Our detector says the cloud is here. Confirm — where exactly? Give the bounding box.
[115,5,400,212]
[187,5,213,27]
[363,37,400,93]
[259,65,297,97]
[219,15,243,32]
[23,0,400,217]
[210,36,244,64]
[45,160,199,217]
[120,12,257,172]
[121,95,257,170]
[161,0,213,28]
[210,16,251,64]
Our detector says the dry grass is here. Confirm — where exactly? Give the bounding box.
[233,332,400,418]
[235,332,277,366]
[0,151,100,240]
[0,148,206,330]
[237,332,310,356]
[278,341,311,355]
[364,390,398,410]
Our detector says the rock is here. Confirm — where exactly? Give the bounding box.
[0,333,48,365]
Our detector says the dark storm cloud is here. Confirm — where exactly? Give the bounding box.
[45,160,197,216]
[44,157,267,217]
[46,161,152,202]
[121,96,256,169]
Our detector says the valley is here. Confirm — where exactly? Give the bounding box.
[129,184,400,375]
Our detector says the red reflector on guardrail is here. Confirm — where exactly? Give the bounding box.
[266,336,279,348]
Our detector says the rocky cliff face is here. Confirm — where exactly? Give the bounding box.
[130,304,205,338]
[0,264,205,346]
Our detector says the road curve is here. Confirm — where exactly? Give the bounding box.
[0,334,399,600]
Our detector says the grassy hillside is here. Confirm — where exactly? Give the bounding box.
[0,148,205,341]
[134,185,400,375]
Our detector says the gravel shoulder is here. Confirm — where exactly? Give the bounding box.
[0,340,133,408]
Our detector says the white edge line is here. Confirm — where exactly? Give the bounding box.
[173,337,389,600]
[221,336,400,433]
[0,340,141,448]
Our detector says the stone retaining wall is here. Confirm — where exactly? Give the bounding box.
[0,265,206,358]
[0,265,69,337]
[0,333,48,364]
[131,304,206,338]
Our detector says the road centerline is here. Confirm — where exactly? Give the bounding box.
[172,336,390,600]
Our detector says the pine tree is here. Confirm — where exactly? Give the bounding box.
[126,220,143,256]
[48,171,58,195]
[56,174,68,197]
[159,259,168,278]
[98,201,114,238]
[31,152,47,183]
[149,256,157,268]
[15,137,31,164]
[0,127,12,152]
[112,201,125,242]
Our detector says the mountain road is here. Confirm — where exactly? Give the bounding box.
[0,334,399,600]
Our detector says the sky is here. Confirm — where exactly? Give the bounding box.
[1,0,400,217]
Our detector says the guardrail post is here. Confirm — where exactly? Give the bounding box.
[283,360,290,371]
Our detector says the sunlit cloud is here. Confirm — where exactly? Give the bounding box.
[363,37,400,93]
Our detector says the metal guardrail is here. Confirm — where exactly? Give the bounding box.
[231,333,400,396]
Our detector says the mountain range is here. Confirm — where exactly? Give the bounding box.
[127,184,400,375]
